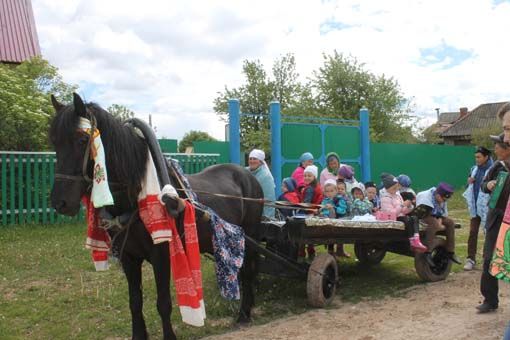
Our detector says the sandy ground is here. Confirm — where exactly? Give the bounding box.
[205,271,510,340]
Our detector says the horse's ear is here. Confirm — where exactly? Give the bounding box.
[73,93,87,117]
[50,94,63,112]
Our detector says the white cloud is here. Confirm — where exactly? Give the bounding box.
[32,0,510,141]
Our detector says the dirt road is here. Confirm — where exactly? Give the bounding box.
[205,271,509,340]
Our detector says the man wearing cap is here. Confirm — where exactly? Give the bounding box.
[476,133,510,313]
[414,182,460,264]
[291,152,314,191]
[247,149,276,218]
[462,146,493,271]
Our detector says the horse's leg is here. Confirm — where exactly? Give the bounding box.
[237,245,258,324]
[121,256,148,340]
[151,242,176,340]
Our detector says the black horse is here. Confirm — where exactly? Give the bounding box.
[49,93,263,340]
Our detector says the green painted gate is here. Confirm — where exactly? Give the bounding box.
[281,122,363,179]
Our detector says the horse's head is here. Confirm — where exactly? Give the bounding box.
[49,93,93,215]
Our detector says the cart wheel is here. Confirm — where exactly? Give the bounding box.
[307,254,338,307]
[354,241,386,265]
[414,237,452,282]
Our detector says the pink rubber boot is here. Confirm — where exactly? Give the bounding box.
[409,236,428,253]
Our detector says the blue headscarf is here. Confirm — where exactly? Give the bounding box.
[283,177,297,192]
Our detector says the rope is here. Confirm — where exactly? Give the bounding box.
[174,187,324,210]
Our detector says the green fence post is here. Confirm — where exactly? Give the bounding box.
[34,155,40,223]
[49,154,55,224]
[9,154,15,224]
[1,154,6,225]
[26,155,32,224]
[18,154,24,224]
[41,154,48,224]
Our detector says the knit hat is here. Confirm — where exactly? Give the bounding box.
[364,181,377,189]
[323,179,337,188]
[475,146,491,157]
[381,172,399,189]
[396,174,412,188]
[304,165,318,179]
[299,152,314,163]
[282,177,297,192]
[249,149,265,161]
[338,165,354,179]
[436,182,454,198]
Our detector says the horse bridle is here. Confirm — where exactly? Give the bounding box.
[54,114,96,186]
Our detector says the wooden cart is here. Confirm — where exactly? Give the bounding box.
[249,217,457,307]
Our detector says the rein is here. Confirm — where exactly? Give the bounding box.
[54,112,124,189]
[54,113,97,185]
[175,187,323,211]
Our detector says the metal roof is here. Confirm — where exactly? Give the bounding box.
[438,111,460,124]
[441,102,507,137]
[0,0,40,63]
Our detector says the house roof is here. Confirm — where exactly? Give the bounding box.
[438,111,460,124]
[0,0,40,64]
[441,102,507,138]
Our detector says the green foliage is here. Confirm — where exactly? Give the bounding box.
[312,52,417,143]
[471,122,502,150]
[213,54,311,153]
[0,57,77,151]
[213,52,417,150]
[107,104,135,122]
[178,130,217,153]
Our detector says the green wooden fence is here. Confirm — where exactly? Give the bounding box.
[0,151,219,226]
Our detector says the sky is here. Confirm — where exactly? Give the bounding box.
[32,0,510,141]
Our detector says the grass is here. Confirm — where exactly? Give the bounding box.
[0,193,474,339]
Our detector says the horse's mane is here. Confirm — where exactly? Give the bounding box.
[50,102,148,198]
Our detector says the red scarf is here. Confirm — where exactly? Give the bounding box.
[83,152,205,327]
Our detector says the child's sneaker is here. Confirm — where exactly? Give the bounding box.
[464,258,475,271]
[409,236,427,253]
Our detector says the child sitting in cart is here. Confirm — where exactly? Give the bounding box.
[320,179,348,218]
[336,180,352,212]
[298,165,323,261]
[379,173,427,253]
[351,184,373,216]
[365,181,380,212]
[329,179,352,257]
[278,177,300,218]
[337,165,359,193]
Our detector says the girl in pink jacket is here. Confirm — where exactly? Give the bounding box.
[380,173,427,253]
[291,152,314,191]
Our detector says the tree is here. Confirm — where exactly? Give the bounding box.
[0,57,77,151]
[107,104,135,121]
[312,52,417,143]
[471,123,502,150]
[178,130,217,153]
[213,52,418,152]
[213,54,309,153]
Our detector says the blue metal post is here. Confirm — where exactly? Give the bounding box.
[359,107,371,182]
[270,101,282,197]
[228,99,241,164]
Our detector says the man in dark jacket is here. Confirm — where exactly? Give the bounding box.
[477,133,510,313]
